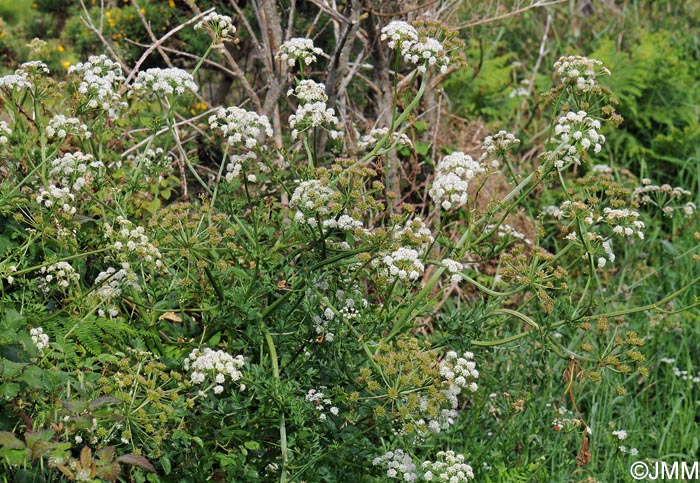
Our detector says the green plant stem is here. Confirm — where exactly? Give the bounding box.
[390,168,545,339]
[263,329,288,483]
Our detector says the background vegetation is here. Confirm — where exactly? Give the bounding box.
[0,1,698,482]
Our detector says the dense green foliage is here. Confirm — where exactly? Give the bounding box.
[0,2,698,483]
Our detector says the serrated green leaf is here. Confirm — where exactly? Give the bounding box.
[0,431,25,449]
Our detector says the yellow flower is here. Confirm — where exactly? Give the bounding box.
[57,45,65,53]
[169,0,175,7]
[61,60,71,69]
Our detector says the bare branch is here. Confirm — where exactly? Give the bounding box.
[456,0,566,29]
[118,7,216,95]
[78,0,129,73]
[131,0,174,68]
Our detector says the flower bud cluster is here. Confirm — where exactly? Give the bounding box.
[288,101,342,140]
[287,80,328,103]
[382,247,425,282]
[209,106,273,149]
[93,264,141,318]
[104,216,164,271]
[36,185,77,215]
[486,223,532,245]
[442,259,464,284]
[633,179,695,217]
[392,217,434,255]
[291,179,342,227]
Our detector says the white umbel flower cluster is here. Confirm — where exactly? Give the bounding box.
[184,347,246,395]
[290,179,342,227]
[276,38,323,67]
[382,247,425,282]
[104,216,164,272]
[441,258,464,284]
[194,11,236,41]
[0,71,32,91]
[209,106,273,149]
[402,36,450,74]
[36,185,77,215]
[603,207,645,239]
[130,67,198,97]
[357,127,413,151]
[372,449,418,482]
[49,151,104,191]
[30,327,50,352]
[68,55,126,118]
[380,21,419,49]
[480,130,520,168]
[46,115,91,140]
[422,451,474,482]
[553,55,611,93]
[304,388,339,421]
[38,261,80,293]
[287,79,328,103]
[19,60,50,75]
[552,110,605,169]
[288,101,342,140]
[93,264,141,318]
[429,152,485,210]
[439,351,479,394]
[321,214,364,232]
[381,20,449,74]
[0,120,12,144]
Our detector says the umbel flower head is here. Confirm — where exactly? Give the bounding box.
[553,55,611,93]
[129,67,198,97]
[184,347,246,394]
[194,11,237,42]
[276,38,323,67]
[208,106,273,149]
[429,151,485,210]
[381,20,449,74]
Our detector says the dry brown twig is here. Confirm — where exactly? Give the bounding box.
[78,0,129,73]
[118,7,216,95]
[456,0,567,29]
[130,0,175,69]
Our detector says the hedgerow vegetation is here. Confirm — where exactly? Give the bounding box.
[0,1,698,482]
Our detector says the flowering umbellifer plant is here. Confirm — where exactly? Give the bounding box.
[0,5,698,483]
